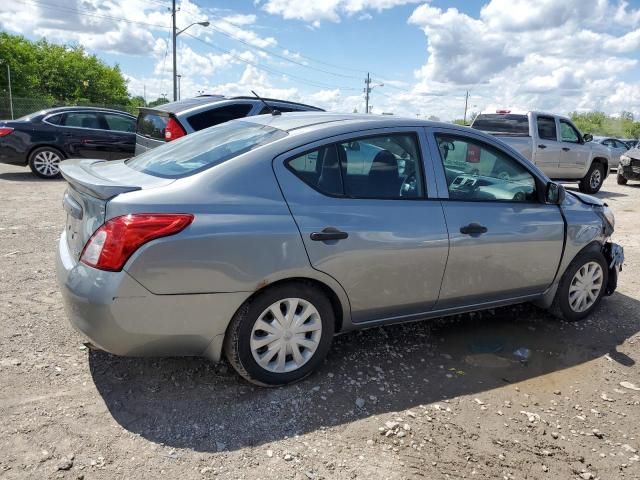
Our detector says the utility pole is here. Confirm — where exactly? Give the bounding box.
[143,84,147,106]
[364,72,371,114]
[172,0,177,102]
[177,75,182,101]
[463,90,469,125]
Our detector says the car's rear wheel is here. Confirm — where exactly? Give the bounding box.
[224,283,335,386]
[617,172,628,185]
[551,250,608,322]
[579,163,604,194]
[28,147,63,179]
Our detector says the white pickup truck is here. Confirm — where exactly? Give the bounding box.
[471,110,612,193]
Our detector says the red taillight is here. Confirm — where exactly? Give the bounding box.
[0,127,14,137]
[466,144,481,163]
[80,214,194,271]
[164,117,185,141]
[496,109,511,114]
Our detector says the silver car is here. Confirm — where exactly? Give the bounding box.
[56,113,623,386]
[594,137,629,169]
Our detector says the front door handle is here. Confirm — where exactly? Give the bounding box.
[539,144,547,149]
[310,227,349,241]
[460,223,488,235]
[562,147,571,151]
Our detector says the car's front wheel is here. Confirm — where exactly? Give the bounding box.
[551,250,608,322]
[224,283,335,386]
[617,172,628,185]
[579,162,605,194]
[28,147,64,179]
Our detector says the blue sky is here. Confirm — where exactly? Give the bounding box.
[2,0,640,120]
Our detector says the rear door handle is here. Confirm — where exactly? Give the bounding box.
[538,144,547,149]
[310,227,348,241]
[562,147,571,151]
[460,223,488,235]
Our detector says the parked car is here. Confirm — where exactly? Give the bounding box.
[471,110,612,193]
[623,139,639,149]
[593,137,629,169]
[135,95,324,155]
[617,147,640,185]
[0,107,136,179]
[56,113,623,386]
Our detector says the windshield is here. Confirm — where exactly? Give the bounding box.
[126,120,287,178]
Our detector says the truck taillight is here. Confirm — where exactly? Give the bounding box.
[80,214,194,271]
[0,127,14,137]
[164,117,186,141]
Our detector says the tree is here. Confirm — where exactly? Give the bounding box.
[0,32,128,104]
[148,97,170,108]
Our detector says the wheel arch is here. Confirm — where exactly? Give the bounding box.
[591,156,609,172]
[26,144,67,164]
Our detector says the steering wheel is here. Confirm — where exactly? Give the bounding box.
[400,172,418,197]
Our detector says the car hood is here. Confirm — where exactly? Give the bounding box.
[567,190,605,207]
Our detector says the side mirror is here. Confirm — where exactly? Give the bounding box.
[546,182,566,205]
[583,133,593,143]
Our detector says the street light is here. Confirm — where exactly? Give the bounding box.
[171,3,209,102]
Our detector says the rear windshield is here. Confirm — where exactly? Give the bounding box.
[472,114,530,135]
[126,120,287,178]
[136,111,168,140]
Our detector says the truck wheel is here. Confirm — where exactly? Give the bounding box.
[224,282,335,386]
[617,172,628,185]
[550,250,608,322]
[579,163,604,194]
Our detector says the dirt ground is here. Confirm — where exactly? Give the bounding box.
[0,162,639,480]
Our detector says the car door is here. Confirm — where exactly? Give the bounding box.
[273,128,449,324]
[558,119,590,176]
[533,115,563,177]
[101,112,136,159]
[611,140,628,168]
[59,111,113,160]
[429,128,565,309]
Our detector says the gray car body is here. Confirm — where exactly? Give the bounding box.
[594,137,629,169]
[56,113,611,362]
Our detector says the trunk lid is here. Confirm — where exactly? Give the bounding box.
[60,158,174,260]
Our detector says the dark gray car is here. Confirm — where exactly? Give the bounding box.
[56,113,623,386]
[135,95,323,155]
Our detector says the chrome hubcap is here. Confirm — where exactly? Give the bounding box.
[590,169,602,189]
[250,298,322,373]
[568,261,603,313]
[33,150,61,177]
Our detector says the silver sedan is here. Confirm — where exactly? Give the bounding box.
[56,113,622,386]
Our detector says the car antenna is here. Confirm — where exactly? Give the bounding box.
[251,90,281,116]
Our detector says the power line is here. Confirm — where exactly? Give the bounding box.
[16,0,171,30]
[183,32,360,92]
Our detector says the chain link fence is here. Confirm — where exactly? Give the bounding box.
[0,94,138,120]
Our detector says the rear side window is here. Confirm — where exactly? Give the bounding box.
[137,112,168,140]
[188,104,253,131]
[103,113,135,132]
[471,114,529,135]
[62,112,103,129]
[537,116,557,141]
[45,114,62,125]
[286,133,425,199]
[126,121,287,178]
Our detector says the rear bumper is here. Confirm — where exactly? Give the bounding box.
[56,231,250,361]
[0,144,27,165]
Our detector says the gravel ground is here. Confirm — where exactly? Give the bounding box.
[0,163,639,480]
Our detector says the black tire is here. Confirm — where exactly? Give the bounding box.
[578,162,604,194]
[28,146,64,179]
[224,282,335,386]
[617,172,628,185]
[550,249,608,322]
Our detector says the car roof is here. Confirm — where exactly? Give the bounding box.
[146,95,324,114]
[240,111,468,133]
[23,106,134,119]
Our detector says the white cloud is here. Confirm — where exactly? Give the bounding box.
[258,0,422,24]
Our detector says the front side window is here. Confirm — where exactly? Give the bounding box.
[286,133,425,199]
[127,121,287,178]
[103,113,135,132]
[435,134,537,202]
[559,120,580,143]
[536,116,557,141]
